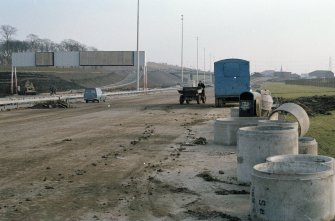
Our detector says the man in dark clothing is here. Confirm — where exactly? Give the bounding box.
[198,81,205,96]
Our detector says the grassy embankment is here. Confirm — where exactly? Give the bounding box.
[261,82,335,157]
[0,65,130,92]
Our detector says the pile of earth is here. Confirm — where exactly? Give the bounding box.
[30,100,70,109]
[275,95,335,116]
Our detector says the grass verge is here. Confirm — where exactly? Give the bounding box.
[306,111,335,157]
[261,82,335,99]
[261,81,335,157]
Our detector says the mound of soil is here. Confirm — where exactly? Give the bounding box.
[31,100,70,109]
[275,95,335,116]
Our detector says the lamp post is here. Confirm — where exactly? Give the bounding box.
[11,65,13,94]
[203,48,205,83]
[209,53,212,72]
[196,36,199,83]
[209,53,212,84]
[136,0,140,91]
[181,15,184,86]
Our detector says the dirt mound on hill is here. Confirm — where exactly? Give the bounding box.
[275,95,335,116]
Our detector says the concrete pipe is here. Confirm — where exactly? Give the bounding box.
[269,102,310,137]
[266,154,334,171]
[251,162,334,221]
[266,154,335,218]
[299,136,318,155]
[214,117,266,146]
[258,120,298,132]
[230,107,239,117]
[237,126,298,183]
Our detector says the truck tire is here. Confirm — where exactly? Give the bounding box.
[179,96,185,104]
[215,98,225,107]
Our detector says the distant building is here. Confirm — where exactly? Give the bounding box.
[308,70,334,78]
[274,71,292,79]
[251,72,263,77]
[273,71,300,80]
[261,70,275,77]
[301,73,309,79]
[291,73,300,79]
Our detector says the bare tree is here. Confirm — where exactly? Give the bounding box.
[0,25,17,64]
[26,34,40,51]
[0,25,97,64]
[60,39,87,51]
[38,38,52,52]
[0,25,17,42]
[26,34,57,52]
[8,40,29,52]
[87,46,98,51]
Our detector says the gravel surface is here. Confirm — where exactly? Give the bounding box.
[0,89,250,221]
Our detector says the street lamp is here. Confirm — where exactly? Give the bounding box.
[181,15,184,86]
[203,48,206,83]
[196,36,199,83]
[136,0,140,91]
[209,53,212,84]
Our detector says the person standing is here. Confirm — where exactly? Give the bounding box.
[198,81,205,95]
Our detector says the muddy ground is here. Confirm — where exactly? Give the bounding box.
[275,95,335,116]
[0,89,251,221]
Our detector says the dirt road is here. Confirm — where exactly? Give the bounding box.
[0,89,250,221]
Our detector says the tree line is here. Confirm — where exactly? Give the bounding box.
[0,24,97,65]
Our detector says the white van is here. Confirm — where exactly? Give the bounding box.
[84,88,106,103]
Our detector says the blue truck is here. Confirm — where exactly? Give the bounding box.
[214,58,250,107]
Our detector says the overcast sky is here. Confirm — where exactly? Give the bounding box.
[1,0,335,73]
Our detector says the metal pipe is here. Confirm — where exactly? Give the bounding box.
[209,53,212,84]
[15,66,17,94]
[196,36,199,83]
[203,48,205,83]
[181,15,184,85]
[136,0,140,91]
[11,66,13,94]
[145,65,148,90]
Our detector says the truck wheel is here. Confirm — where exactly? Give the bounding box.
[179,96,185,104]
[215,98,225,107]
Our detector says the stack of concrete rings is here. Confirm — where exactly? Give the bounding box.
[237,125,298,183]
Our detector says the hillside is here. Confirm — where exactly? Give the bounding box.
[0,63,206,97]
